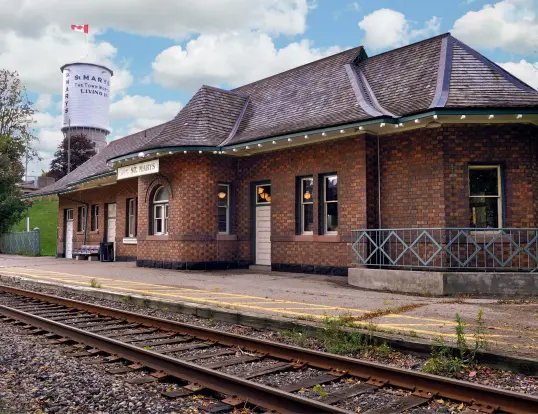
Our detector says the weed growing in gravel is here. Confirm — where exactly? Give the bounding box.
[423,336,463,377]
[321,316,365,355]
[89,279,101,288]
[408,330,418,338]
[119,295,131,303]
[312,384,327,399]
[207,317,217,327]
[455,310,488,362]
[278,329,311,348]
[377,341,391,358]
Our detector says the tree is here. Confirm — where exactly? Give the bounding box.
[0,69,37,236]
[48,133,96,179]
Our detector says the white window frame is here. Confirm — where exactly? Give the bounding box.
[90,205,99,232]
[77,206,86,232]
[256,184,271,205]
[324,174,338,235]
[66,209,73,221]
[153,187,169,235]
[301,177,314,235]
[218,184,230,234]
[468,165,502,228]
[127,198,136,238]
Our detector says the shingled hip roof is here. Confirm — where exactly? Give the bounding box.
[33,32,538,196]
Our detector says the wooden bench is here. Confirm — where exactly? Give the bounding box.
[73,245,100,261]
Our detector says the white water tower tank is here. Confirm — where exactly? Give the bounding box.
[60,62,114,153]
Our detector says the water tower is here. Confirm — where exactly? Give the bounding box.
[60,62,114,153]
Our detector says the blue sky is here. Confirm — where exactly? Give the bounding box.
[0,0,536,175]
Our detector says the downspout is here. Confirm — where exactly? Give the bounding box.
[61,194,90,245]
[377,134,382,229]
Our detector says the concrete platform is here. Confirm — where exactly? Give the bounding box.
[1,254,537,359]
[349,268,538,295]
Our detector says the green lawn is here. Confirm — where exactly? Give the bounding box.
[12,199,59,256]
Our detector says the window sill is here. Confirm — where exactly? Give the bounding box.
[217,234,237,241]
[292,234,341,242]
[89,230,99,234]
[147,235,169,241]
[122,237,138,245]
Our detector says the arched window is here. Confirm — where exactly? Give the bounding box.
[152,186,169,235]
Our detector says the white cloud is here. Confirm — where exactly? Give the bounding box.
[499,59,538,89]
[0,0,309,39]
[452,0,538,54]
[151,32,342,91]
[358,9,441,51]
[0,25,133,96]
[34,94,53,111]
[110,95,182,134]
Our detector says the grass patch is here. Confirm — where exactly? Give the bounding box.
[12,199,58,256]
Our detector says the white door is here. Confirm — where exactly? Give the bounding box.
[256,206,271,265]
[65,209,74,259]
[107,204,116,260]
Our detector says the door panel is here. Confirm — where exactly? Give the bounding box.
[256,206,271,265]
[65,220,73,259]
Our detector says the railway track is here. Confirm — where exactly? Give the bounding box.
[0,284,536,414]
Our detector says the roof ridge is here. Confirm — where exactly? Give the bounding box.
[232,46,365,92]
[366,32,450,61]
[429,35,453,108]
[200,84,248,98]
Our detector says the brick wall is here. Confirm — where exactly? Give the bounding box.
[57,178,138,258]
[55,123,538,270]
[236,134,373,269]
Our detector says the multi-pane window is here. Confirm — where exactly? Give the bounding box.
[256,184,271,204]
[218,184,230,234]
[90,205,99,231]
[153,187,169,235]
[324,175,338,234]
[66,209,73,221]
[77,206,86,232]
[469,166,502,228]
[127,198,137,237]
[300,177,314,234]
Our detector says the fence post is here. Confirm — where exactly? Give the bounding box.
[33,227,40,256]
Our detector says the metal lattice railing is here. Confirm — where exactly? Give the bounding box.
[351,228,538,272]
[0,229,41,256]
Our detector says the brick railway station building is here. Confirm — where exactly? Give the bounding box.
[32,33,538,279]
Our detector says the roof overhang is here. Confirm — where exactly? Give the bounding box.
[107,108,538,164]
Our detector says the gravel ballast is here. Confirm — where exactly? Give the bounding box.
[0,277,536,411]
[0,321,221,413]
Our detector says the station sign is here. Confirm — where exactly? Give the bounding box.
[117,159,159,180]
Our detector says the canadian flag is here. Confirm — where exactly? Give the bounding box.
[71,24,89,34]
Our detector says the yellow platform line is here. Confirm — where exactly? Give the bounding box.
[1,268,370,312]
[3,268,536,346]
[2,270,535,349]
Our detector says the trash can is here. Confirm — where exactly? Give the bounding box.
[100,242,114,262]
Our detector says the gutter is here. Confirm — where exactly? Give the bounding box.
[107,107,538,164]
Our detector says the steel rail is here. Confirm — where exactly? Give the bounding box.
[2,285,538,413]
[0,303,348,414]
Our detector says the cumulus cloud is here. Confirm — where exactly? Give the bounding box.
[34,94,53,111]
[452,0,538,54]
[151,32,342,91]
[358,9,441,51]
[110,95,182,134]
[0,25,133,96]
[499,59,538,89]
[0,0,309,38]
